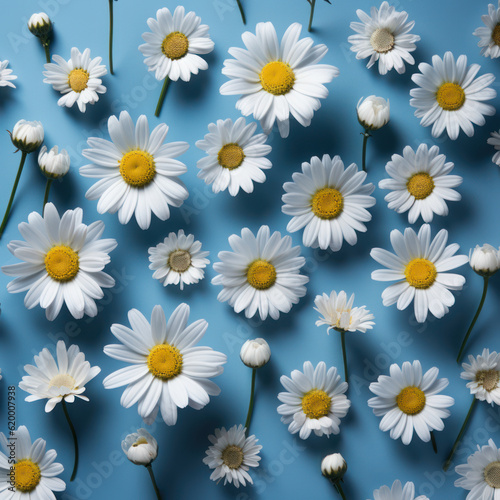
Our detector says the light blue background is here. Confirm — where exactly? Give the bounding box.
[1,0,500,498]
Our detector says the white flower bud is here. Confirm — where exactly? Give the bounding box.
[38,146,70,179]
[11,120,44,154]
[28,13,52,38]
[469,244,500,277]
[321,453,347,481]
[122,429,158,466]
[357,96,390,131]
[240,338,271,368]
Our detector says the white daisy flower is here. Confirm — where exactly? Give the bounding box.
[370,224,468,323]
[212,225,309,321]
[368,360,454,445]
[103,304,227,425]
[321,453,347,482]
[80,111,189,230]
[203,424,262,488]
[122,428,158,466]
[148,230,209,290]
[277,361,351,440]
[19,340,101,412]
[196,117,272,196]
[348,1,420,75]
[369,480,429,500]
[461,349,500,405]
[43,47,107,113]
[0,425,65,498]
[282,154,375,252]
[0,60,17,88]
[379,144,462,224]
[487,130,500,166]
[469,244,500,277]
[474,2,500,59]
[410,51,496,140]
[2,203,117,321]
[220,22,339,138]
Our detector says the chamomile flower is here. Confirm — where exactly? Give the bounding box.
[379,144,462,224]
[410,52,496,140]
[369,480,429,500]
[80,111,189,230]
[370,224,468,323]
[196,117,272,196]
[43,47,107,113]
[282,155,375,252]
[461,349,500,405]
[212,225,309,321]
[220,22,339,138]
[348,2,420,75]
[0,60,17,88]
[473,2,500,59]
[488,130,500,166]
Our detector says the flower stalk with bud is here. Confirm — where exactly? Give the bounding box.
[28,13,53,63]
[322,453,348,499]
[38,146,70,212]
[307,0,332,32]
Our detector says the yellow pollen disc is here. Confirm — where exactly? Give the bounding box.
[147,344,183,380]
[162,32,189,60]
[493,24,500,46]
[370,28,395,53]
[133,437,149,447]
[44,245,79,282]
[476,369,500,392]
[119,150,156,187]
[217,143,245,170]
[259,61,295,96]
[436,82,466,111]
[221,445,244,469]
[14,460,41,493]
[485,461,500,488]
[405,258,437,289]
[396,386,426,415]
[311,187,344,220]
[168,249,192,273]
[301,389,332,419]
[247,259,277,290]
[48,373,76,390]
[406,172,435,200]
[68,68,89,93]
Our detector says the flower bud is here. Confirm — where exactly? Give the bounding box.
[240,338,271,368]
[11,120,44,153]
[469,244,500,277]
[321,453,347,481]
[357,96,390,131]
[28,13,52,39]
[122,429,158,466]
[38,146,70,179]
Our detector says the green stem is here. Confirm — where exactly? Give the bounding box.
[43,41,51,63]
[244,368,256,435]
[108,0,114,75]
[235,0,246,24]
[308,0,316,32]
[457,277,489,363]
[61,400,79,481]
[43,179,53,213]
[146,464,162,500]
[331,480,347,500]
[430,431,438,454]
[0,151,27,239]
[340,330,348,384]
[154,77,170,117]
[361,131,371,172]
[443,398,477,471]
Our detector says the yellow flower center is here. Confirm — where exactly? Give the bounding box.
[119,150,156,188]
[476,369,500,392]
[405,258,437,289]
[162,32,189,60]
[311,188,344,219]
[406,172,435,200]
[168,249,192,273]
[259,61,295,96]
[133,437,149,447]
[301,389,332,419]
[221,445,244,469]
[217,143,245,170]
[44,245,79,282]
[436,83,466,111]
[48,373,77,390]
[396,386,426,415]
[370,28,395,53]
[147,344,183,380]
[485,461,500,488]
[14,460,41,493]
[493,24,500,46]
[247,259,277,290]
[68,68,89,93]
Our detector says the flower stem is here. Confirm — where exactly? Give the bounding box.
[361,131,371,172]
[308,0,316,32]
[43,41,51,63]
[443,398,477,471]
[244,368,256,435]
[236,0,246,24]
[340,330,348,384]
[457,277,489,363]
[61,400,79,482]
[330,479,347,500]
[154,77,170,118]
[108,0,114,75]
[430,431,438,454]
[146,464,162,500]
[0,151,27,239]
[43,179,53,213]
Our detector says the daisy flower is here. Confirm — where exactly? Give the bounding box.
[195,117,272,196]
[368,360,454,445]
[2,203,117,321]
[212,225,309,321]
[487,130,500,166]
[370,224,468,323]
[80,111,189,230]
[282,154,375,252]
[220,22,339,138]
[369,480,429,500]
[0,60,17,88]
[43,47,107,113]
[277,361,351,440]
[348,2,420,75]
[379,144,462,224]
[462,349,500,406]
[0,426,65,498]
[103,304,227,426]
[203,424,262,488]
[410,52,496,140]
[474,2,500,59]
[148,230,209,290]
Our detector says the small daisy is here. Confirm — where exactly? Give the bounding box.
[379,144,462,224]
[196,117,272,196]
[474,2,500,59]
[0,426,65,498]
[455,439,500,499]
[220,22,339,138]
[348,1,420,75]
[282,154,375,252]
[2,203,117,321]
[80,111,189,230]
[0,60,17,88]
[368,360,454,445]
[410,52,496,140]
[462,349,500,405]
[369,480,429,500]
[103,304,227,425]
[43,47,107,113]
[370,224,468,323]
[203,424,262,488]
[212,225,309,321]
[148,230,209,290]
[277,361,351,440]
[487,130,500,166]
